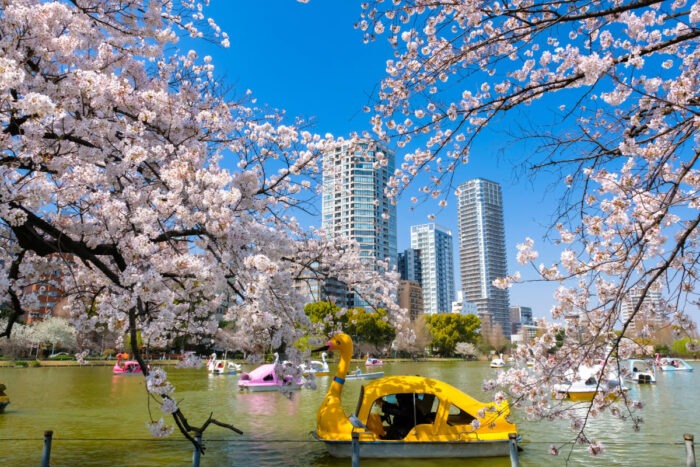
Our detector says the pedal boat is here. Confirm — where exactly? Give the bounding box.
[206,353,241,375]
[345,368,384,380]
[627,359,656,384]
[313,333,517,459]
[490,353,506,368]
[552,363,627,401]
[365,355,384,366]
[112,353,147,374]
[301,352,331,377]
[238,354,303,392]
[655,354,694,372]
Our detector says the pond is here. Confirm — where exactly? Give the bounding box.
[0,360,697,466]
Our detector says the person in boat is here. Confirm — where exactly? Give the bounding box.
[381,393,417,440]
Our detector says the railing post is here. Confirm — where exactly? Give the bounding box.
[192,431,202,467]
[351,430,360,467]
[685,433,696,467]
[41,430,53,467]
[508,432,519,467]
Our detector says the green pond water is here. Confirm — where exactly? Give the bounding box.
[0,360,696,466]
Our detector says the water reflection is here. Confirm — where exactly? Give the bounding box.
[239,391,302,418]
[206,372,239,392]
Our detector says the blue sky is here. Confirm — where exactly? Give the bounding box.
[196,1,564,319]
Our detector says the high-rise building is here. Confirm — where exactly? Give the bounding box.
[295,276,352,309]
[397,280,424,321]
[457,179,511,337]
[398,248,422,284]
[410,223,455,314]
[452,290,478,315]
[321,138,397,307]
[620,288,665,335]
[510,305,534,336]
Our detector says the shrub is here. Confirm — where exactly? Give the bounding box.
[49,354,75,361]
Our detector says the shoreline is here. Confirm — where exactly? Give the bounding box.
[1,356,696,369]
[0,357,468,368]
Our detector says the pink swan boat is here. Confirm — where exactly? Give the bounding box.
[365,355,384,366]
[237,353,303,392]
[112,353,147,375]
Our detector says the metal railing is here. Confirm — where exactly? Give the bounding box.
[17,430,699,467]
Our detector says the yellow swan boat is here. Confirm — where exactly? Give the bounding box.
[313,334,518,458]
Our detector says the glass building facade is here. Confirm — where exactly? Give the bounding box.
[321,139,397,307]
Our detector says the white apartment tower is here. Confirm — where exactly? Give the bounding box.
[620,288,665,335]
[410,223,455,315]
[457,179,511,336]
[321,139,397,306]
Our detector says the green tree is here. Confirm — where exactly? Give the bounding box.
[671,338,700,358]
[546,330,567,355]
[124,330,143,353]
[304,301,345,337]
[344,308,396,353]
[654,344,671,357]
[426,314,480,357]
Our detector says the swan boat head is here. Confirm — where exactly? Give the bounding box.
[314,333,354,439]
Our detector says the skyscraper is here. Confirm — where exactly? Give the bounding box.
[321,138,397,307]
[410,223,455,315]
[510,305,534,335]
[620,288,665,335]
[457,179,511,336]
[398,248,422,285]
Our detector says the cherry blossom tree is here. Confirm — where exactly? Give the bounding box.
[360,0,700,456]
[0,319,35,358]
[34,316,77,355]
[0,0,402,451]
